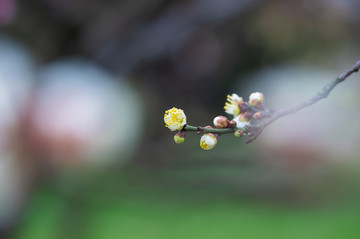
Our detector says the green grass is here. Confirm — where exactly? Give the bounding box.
[14,186,360,239]
[13,153,360,239]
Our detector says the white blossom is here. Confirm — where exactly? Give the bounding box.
[164,107,187,131]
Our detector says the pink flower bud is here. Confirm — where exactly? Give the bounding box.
[252,112,264,120]
[213,116,229,128]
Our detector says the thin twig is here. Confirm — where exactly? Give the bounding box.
[245,60,360,143]
[184,125,240,135]
[183,60,360,143]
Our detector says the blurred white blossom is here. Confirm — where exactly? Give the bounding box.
[32,59,143,165]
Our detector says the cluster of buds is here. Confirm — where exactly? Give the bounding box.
[164,92,269,150]
[223,92,266,130]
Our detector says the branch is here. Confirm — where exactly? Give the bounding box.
[245,60,360,143]
[166,60,360,149]
[182,60,360,142]
[184,125,236,134]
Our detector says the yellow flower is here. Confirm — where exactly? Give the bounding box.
[200,133,217,150]
[224,93,243,116]
[164,107,187,131]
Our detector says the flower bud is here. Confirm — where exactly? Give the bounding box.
[200,133,217,150]
[242,111,253,121]
[228,120,237,128]
[248,92,264,106]
[234,129,244,138]
[213,116,229,128]
[174,131,185,144]
[252,112,264,120]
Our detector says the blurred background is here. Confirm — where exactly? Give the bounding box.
[1,0,360,238]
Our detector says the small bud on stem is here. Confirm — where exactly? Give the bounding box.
[174,131,186,144]
[200,133,218,150]
[234,129,244,138]
[213,116,229,128]
[252,112,264,120]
